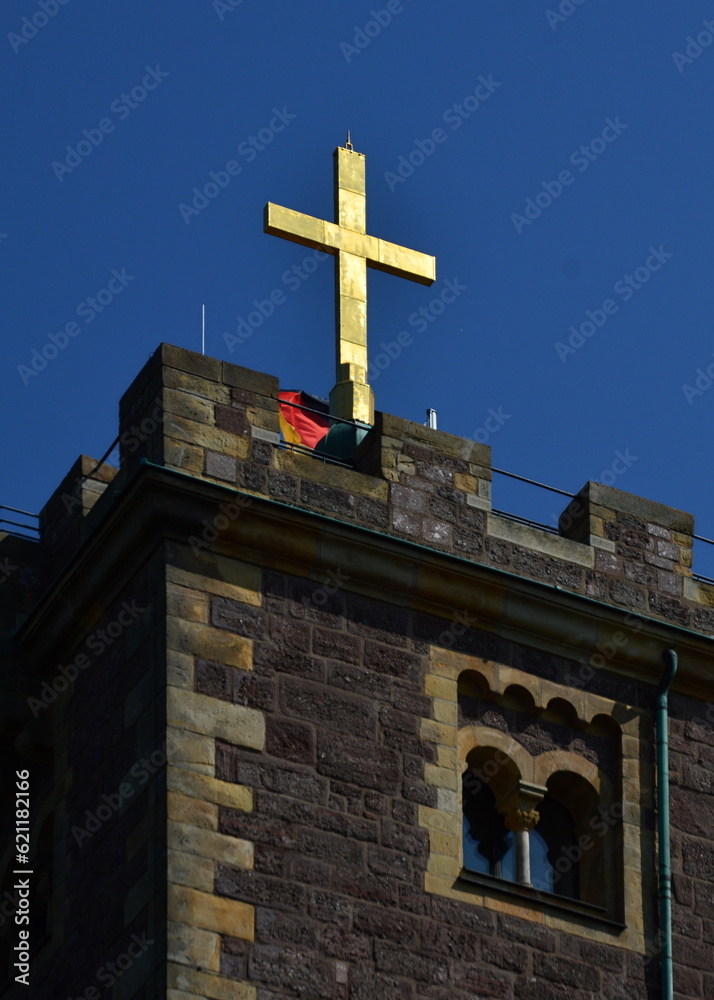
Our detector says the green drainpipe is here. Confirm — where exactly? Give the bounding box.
[657,649,677,1000]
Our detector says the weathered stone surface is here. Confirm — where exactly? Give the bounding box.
[167,920,221,972]
[265,715,316,764]
[281,676,376,738]
[169,820,253,868]
[205,450,238,482]
[316,731,400,793]
[212,598,267,639]
[167,766,252,811]
[312,627,361,663]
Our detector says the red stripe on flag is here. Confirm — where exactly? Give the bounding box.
[278,391,330,449]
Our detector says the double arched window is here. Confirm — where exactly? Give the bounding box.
[462,776,580,900]
[459,725,618,913]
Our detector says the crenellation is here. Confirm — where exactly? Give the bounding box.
[110,343,704,626]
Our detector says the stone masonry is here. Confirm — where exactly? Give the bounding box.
[0,343,712,1000]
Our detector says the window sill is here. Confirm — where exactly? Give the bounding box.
[457,868,626,933]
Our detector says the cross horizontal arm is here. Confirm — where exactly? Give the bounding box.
[370,239,435,286]
[264,203,337,255]
[264,202,436,286]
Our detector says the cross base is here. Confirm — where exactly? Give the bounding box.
[329,378,374,426]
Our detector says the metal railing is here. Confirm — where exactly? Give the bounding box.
[278,441,354,469]
[491,509,560,535]
[0,506,40,541]
[5,400,714,576]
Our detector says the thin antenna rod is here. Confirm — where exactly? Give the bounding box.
[202,304,205,355]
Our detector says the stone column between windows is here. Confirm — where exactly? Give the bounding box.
[498,782,547,886]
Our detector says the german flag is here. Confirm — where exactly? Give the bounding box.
[278,391,330,449]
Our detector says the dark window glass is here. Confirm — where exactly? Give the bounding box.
[462,776,516,880]
[530,796,579,900]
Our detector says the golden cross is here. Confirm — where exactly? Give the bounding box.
[264,144,436,425]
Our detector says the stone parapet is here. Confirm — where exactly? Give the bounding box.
[109,344,706,633]
[40,454,118,574]
[18,343,711,641]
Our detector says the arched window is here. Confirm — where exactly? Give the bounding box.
[529,796,579,899]
[457,676,623,924]
[462,777,516,880]
[461,764,600,905]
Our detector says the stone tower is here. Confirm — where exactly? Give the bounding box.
[1,343,712,999]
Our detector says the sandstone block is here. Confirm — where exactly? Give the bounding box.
[164,387,216,426]
[168,820,253,869]
[168,791,218,831]
[167,558,261,607]
[167,618,253,671]
[167,688,265,750]
[168,849,214,892]
[167,727,215,772]
[167,766,252,812]
[167,583,210,623]
[168,920,221,972]
[168,884,254,940]
[168,965,256,1000]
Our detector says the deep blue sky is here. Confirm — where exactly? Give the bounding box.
[3,1,714,574]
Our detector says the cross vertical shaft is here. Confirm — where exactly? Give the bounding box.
[332,147,371,425]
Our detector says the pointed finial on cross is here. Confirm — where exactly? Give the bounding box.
[264,146,436,425]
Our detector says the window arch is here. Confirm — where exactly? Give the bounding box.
[530,795,579,899]
[462,776,516,880]
[538,768,609,908]
[462,772,590,901]
[461,738,545,889]
[461,739,614,910]
[422,661,634,935]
